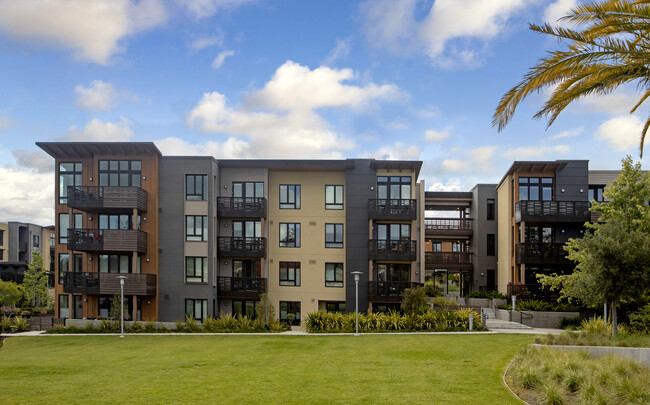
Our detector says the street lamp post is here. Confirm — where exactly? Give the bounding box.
[350,271,363,336]
[117,276,127,338]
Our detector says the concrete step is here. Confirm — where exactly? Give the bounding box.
[481,308,496,319]
[486,319,533,330]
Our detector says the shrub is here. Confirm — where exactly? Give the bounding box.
[629,303,650,334]
[99,319,119,332]
[466,290,507,299]
[400,286,427,315]
[432,297,458,306]
[0,280,23,307]
[10,316,29,333]
[559,316,584,330]
[423,281,442,297]
[0,316,12,333]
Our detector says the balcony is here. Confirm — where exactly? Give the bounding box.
[368,281,421,302]
[515,200,590,223]
[368,199,417,220]
[63,272,156,296]
[67,229,148,253]
[217,237,266,258]
[369,240,417,261]
[217,276,266,299]
[425,218,473,236]
[515,243,571,265]
[217,197,267,218]
[425,252,473,270]
[67,186,148,213]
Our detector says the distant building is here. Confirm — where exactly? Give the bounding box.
[0,221,55,285]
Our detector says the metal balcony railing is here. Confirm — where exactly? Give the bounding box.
[368,199,417,220]
[217,197,267,218]
[217,276,266,299]
[368,281,421,302]
[67,186,148,212]
[67,229,148,253]
[515,200,590,223]
[368,240,417,261]
[217,237,266,258]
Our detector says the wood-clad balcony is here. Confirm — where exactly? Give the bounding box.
[217,197,267,218]
[425,252,473,270]
[424,218,473,236]
[217,237,266,258]
[217,276,266,299]
[515,243,572,265]
[515,200,590,223]
[368,199,417,220]
[67,229,148,253]
[63,272,156,296]
[67,186,148,213]
[369,240,417,261]
[368,281,421,302]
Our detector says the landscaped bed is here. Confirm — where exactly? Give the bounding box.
[0,334,533,404]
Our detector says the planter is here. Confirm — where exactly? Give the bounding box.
[495,309,579,329]
[466,298,490,307]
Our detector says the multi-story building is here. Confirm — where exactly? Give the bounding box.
[0,221,54,284]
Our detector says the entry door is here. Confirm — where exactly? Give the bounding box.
[73,295,83,319]
[487,270,496,291]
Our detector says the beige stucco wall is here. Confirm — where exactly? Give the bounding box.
[497,176,512,294]
[266,170,346,321]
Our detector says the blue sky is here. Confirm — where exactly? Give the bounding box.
[0,0,647,225]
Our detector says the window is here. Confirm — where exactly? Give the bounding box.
[58,254,69,284]
[487,234,495,256]
[99,214,140,230]
[325,223,343,248]
[325,263,344,287]
[99,254,140,274]
[233,182,264,198]
[99,160,141,187]
[279,301,301,325]
[185,174,207,200]
[519,177,553,201]
[376,223,410,240]
[279,185,300,209]
[33,235,40,248]
[377,176,411,201]
[233,260,261,278]
[376,263,410,282]
[0,250,3,261]
[525,226,553,243]
[186,216,208,241]
[326,302,346,313]
[0,229,3,245]
[186,257,208,283]
[279,262,301,286]
[487,198,495,220]
[233,300,257,318]
[58,294,69,318]
[589,185,605,202]
[233,221,261,238]
[279,223,300,247]
[59,162,82,204]
[431,242,442,252]
[325,185,343,209]
[73,254,83,272]
[59,213,82,244]
[185,299,208,322]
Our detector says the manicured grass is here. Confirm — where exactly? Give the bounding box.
[0,334,534,404]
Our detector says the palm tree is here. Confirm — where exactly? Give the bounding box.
[493,0,650,157]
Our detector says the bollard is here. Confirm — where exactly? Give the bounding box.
[469,313,473,331]
[482,313,487,330]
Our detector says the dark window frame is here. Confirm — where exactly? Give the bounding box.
[487,234,496,256]
[487,198,495,221]
[377,176,412,201]
[98,254,140,274]
[233,182,264,198]
[279,184,301,209]
[588,185,605,202]
[33,234,40,248]
[325,263,344,287]
[186,215,208,242]
[325,302,346,313]
[98,160,142,187]
[518,177,553,201]
[59,213,82,244]
[185,298,208,322]
[186,174,208,201]
[58,253,69,285]
[325,223,344,248]
[232,300,258,319]
[279,301,301,325]
[325,185,344,210]
[279,261,301,286]
[58,162,82,204]
[279,223,301,247]
[185,257,208,283]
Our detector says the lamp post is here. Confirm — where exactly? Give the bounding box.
[117,276,127,338]
[350,271,363,336]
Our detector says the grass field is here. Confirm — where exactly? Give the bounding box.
[0,334,534,404]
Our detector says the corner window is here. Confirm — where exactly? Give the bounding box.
[186,257,208,283]
[325,185,343,209]
[59,213,82,244]
[185,299,208,322]
[279,301,301,325]
[325,263,343,287]
[279,223,300,247]
[186,174,207,200]
[33,235,40,248]
[59,162,82,204]
[186,216,208,241]
[589,186,605,202]
[325,223,343,248]
[280,185,300,209]
[279,262,301,286]
[377,176,411,201]
[487,198,495,220]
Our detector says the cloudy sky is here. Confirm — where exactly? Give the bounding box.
[0,0,648,225]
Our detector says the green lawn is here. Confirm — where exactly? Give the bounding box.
[0,334,534,404]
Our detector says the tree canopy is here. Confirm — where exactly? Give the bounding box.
[493,0,650,157]
[23,251,50,308]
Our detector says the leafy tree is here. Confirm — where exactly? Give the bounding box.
[109,293,123,320]
[539,157,650,335]
[493,0,650,157]
[0,280,23,307]
[23,252,50,308]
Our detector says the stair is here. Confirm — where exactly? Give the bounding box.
[482,308,496,319]
[486,319,533,330]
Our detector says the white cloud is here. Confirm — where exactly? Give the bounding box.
[364,142,421,160]
[360,0,419,55]
[0,167,54,225]
[187,31,225,52]
[595,115,643,151]
[11,150,53,173]
[425,126,452,142]
[323,37,353,65]
[0,110,13,131]
[544,0,576,27]
[154,136,248,158]
[211,50,235,69]
[0,0,167,64]
[179,0,256,19]
[427,178,464,192]
[502,144,571,159]
[438,145,497,173]
[548,126,583,140]
[574,91,637,115]
[75,80,117,111]
[66,118,134,141]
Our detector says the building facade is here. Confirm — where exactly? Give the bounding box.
[0,221,54,284]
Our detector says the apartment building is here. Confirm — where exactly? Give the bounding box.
[0,221,54,284]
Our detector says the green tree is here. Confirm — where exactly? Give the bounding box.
[23,252,50,308]
[538,157,650,335]
[401,286,428,315]
[493,0,650,157]
[0,280,23,307]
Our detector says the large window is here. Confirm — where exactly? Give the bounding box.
[487,198,495,220]
[279,185,300,209]
[33,235,40,248]
[186,257,208,283]
[377,176,411,201]
[233,300,257,318]
[325,185,343,209]
[589,185,605,202]
[487,234,495,256]
[519,177,553,201]
[99,254,140,274]
[279,262,300,286]
[233,182,264,198]
[59,213,82,243]
[58,294,69,318]
[233,260,261,278]
[186,174,207,200]
[99,160,141,187]
[99,214,140,230]
[325,223,343,248]
[233,221,261,238]
[279,301,301,325]
[0,229,3,245]
[58,253,69,285]
[73,254,83,272]
[279,223,301,247]
[185,299,208,322]
[376,223,410,240]
[325,302,346,313]
[186,216,208,241]
[525,226,553,243]
[325,263,343,287]
[376,263,410,282]
[59,162,82,204]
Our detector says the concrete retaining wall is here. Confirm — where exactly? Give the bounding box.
[66,319,177,330]
[495,309,579,329]
[532,344,650,367]
[465,298,507,308]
